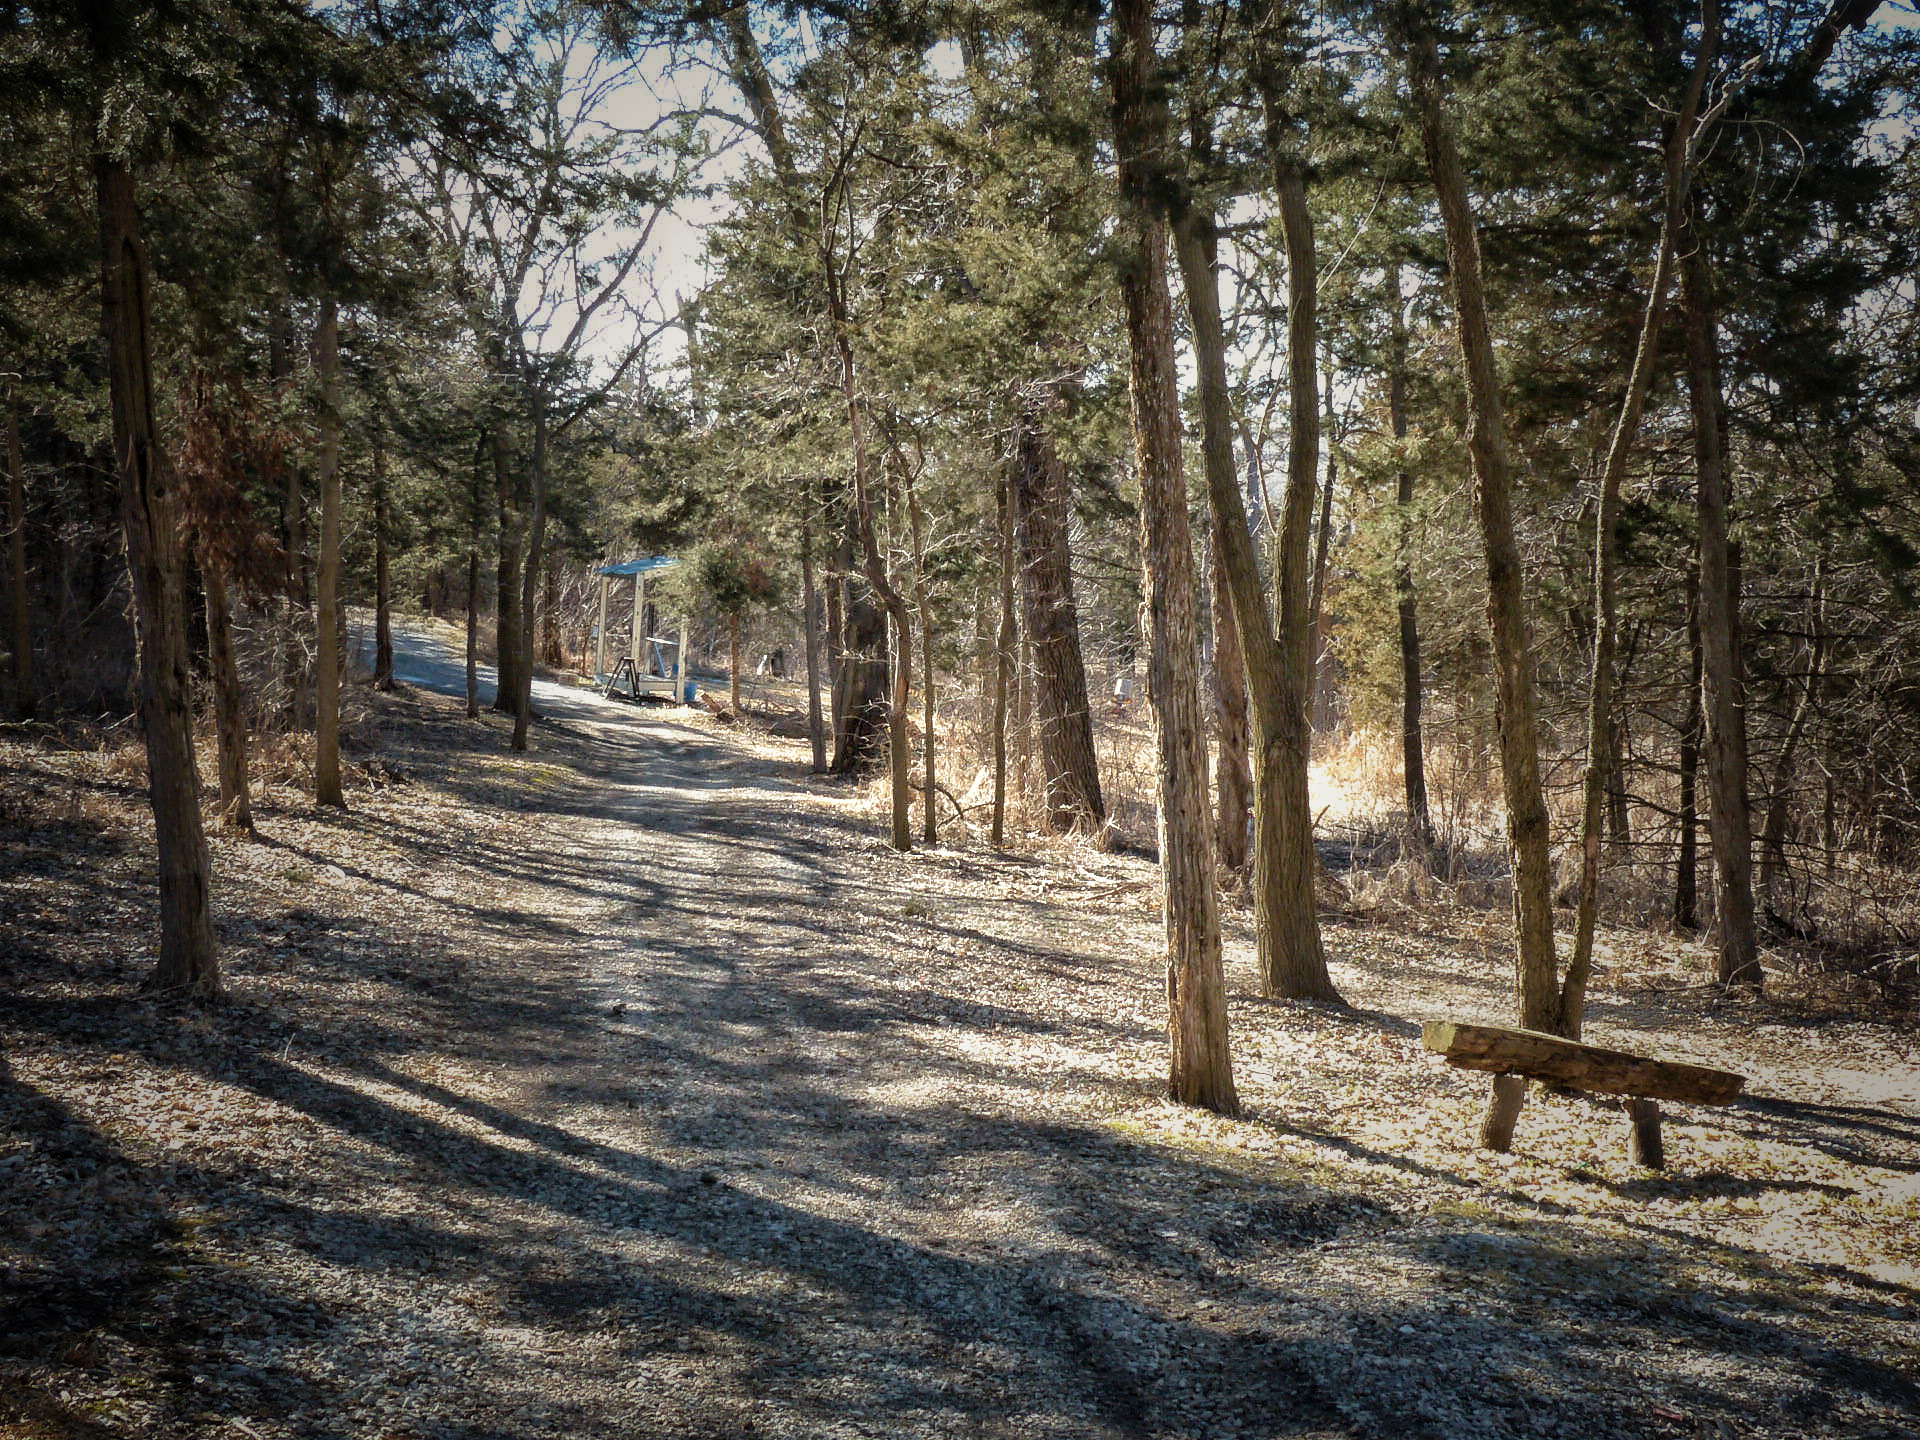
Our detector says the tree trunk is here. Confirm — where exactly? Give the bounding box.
[202,558,254,837]
[1308,368,1336,728]
[800,499,826,772]
[822,208,913,851]
[1010,393,1106,835]
[1759,564,1824,906]
[512,403,549,752]
[313,293,346,810]
[1682,243,1761,988]
[98,159,219,1000]
[5,393,33,720]
[466,434,483,719]
[826,542,847,742]
[993,472,1015,847]
[492,433,522,717]
[1191,10,1342,1002]
[1111,0,1237,1115]
[1558,9,1712,1034]
[1398,15,1559,1030]
[372,426,393,690]
[1675,566,1702,929]
[1209,538,1252,878]
[907,466,938,845]
[278,313,310,733]
[1388,265,1430,846]
[729,611,744,714]
[1174,200,1334,1001]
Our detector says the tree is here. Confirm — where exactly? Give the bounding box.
[1109,0,1238,1115]
[1385,3,1559,1031]
[1173,0,1341,1003]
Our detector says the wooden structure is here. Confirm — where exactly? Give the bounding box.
[594,556,687,702]
[1422,1020,1746,1170]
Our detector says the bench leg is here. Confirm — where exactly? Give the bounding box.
[1624,1097,1664,1169]
[1479,1073,1528,1152]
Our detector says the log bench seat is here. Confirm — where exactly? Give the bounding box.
[1421,1020,1747,1169]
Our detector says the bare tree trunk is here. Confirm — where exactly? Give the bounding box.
[1010,394,1106,835]
[1209,538,1251,879]
[800,499,826,771]
[1675,568,1702,930]
[5,393,33,720]
[512,403,549,752]
[1308,369,1336,728]
[98,159,219,1000]
[728,611,744,714]
[826,542,846,742]
[822,200,913,851]
[202,559,254,837]
[313,293,346,810]
[1398,12,1559,1029]
[993,472,1014,848]
[1388,266,1430,846]
[1760,563,1824,906]
[1111,0,1237,1115]
[907,467,937,844]
[1174,198,1334,1001]
[1682,243,1761,988]
[1559,8,1712,1035]
[492,434,522,717]
[466,434,483,719]
[372,425,394,690]
[278,309,310,732]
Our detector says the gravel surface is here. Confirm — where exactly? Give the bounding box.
[2,623,1917,1438]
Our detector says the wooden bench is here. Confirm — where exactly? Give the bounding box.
[1422,1020,1746,1170]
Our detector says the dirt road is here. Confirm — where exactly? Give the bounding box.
[3,625,1916,1439]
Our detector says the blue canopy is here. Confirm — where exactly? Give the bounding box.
[597,555,680,577]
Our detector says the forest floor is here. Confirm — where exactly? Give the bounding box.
[3,619,1918,1440]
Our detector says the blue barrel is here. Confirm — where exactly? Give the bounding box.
[683,678,698,704]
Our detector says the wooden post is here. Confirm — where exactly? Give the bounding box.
[595,573,609,679]
[1625,1097,1665,1169]
[1479,1074,1527,1152]
[677,618,689,702]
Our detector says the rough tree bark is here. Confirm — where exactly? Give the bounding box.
[1010,390,1106,835]
[1682,242,1761,988]
[1396,10,1559,1029]
[1111,0,1238,1114]
[98,159,219,999]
